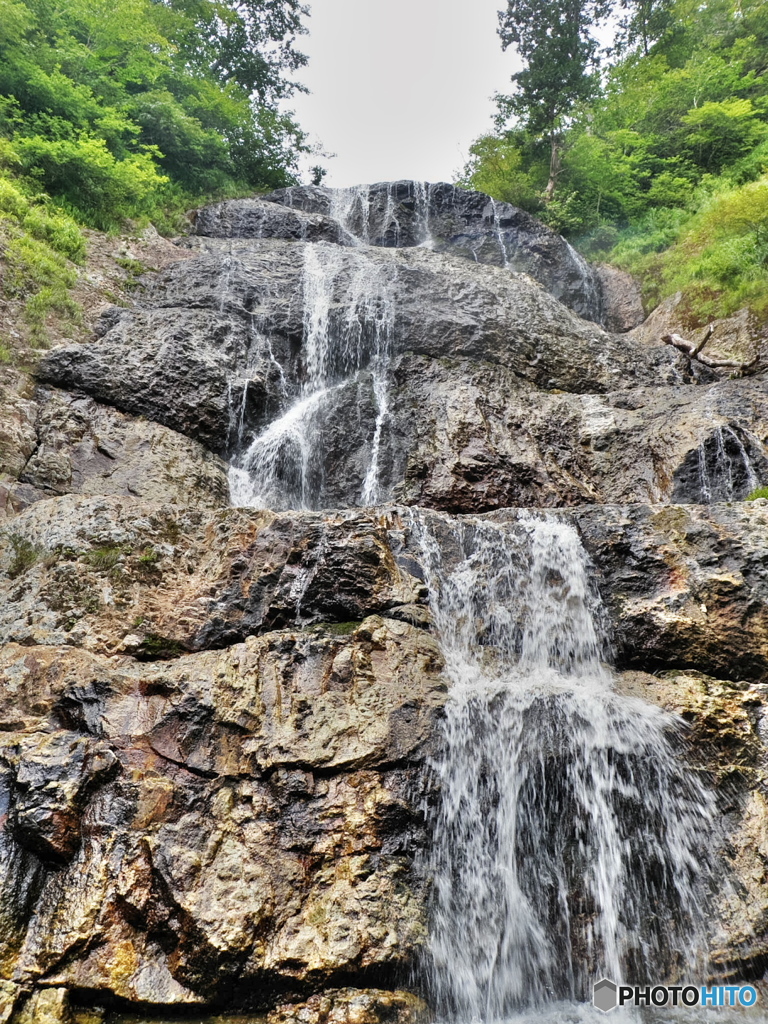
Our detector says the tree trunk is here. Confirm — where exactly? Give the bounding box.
[544,135,561,202]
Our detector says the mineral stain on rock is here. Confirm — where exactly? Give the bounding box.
[1,181,768,1023]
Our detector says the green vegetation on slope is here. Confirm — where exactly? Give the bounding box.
[0,0,309,347]
[461,0,768,324]
[0,0,308,227]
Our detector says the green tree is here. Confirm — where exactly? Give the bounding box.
[497,0,610,200]
[615,0,674,56]
[456,134,542,210]
[159,0,308,102]
[0,0,309,226]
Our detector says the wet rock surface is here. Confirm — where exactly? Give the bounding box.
[4,497,768,684]
[386,356,768,512]
[29,181,766,516]
[37,238,695,464]
[569,501,768,682]
[616,668,768,976]
[2,181,768,1017]
[262,181,606,324]
[2,493,768,1010]
[0,617,442,1009]
[193,196,345,244]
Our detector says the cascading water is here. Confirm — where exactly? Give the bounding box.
[697,425,761,501]
[409,510,718,1020]
[327,181,435,248]
[220,183,735,1020]
[229,241,396,508]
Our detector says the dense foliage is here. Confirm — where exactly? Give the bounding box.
[0,0,308,347]
[0,0,308,229]
[459,0,768,321]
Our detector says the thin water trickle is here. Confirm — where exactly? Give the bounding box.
[697,425,761,501]
[408,510,718,1021]
[490,199,509,267]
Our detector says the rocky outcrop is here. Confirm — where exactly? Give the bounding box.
[31,182,766,516]
[0,372,38,520]
[594,264,645,332]
[2,492,768,1013]
[262,181,606,324]
[631,291,768,370]
[21,388,228,507]
[571,501,768,681]
[617,668,768,976]
[0,378,228,519]
[267,988,430,1024]
[407,500,768,683]
[3,493,768,683]
[0,619,442,1011]
[37,237,695,464]
[193,196,345,244]
[0,497,425,654]
[386,357,768,512]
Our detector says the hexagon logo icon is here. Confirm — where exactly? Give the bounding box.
[593,978,618,1013]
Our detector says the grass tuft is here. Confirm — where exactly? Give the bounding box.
[7,533,42,578]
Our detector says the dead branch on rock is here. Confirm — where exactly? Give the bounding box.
[661,325,759,374]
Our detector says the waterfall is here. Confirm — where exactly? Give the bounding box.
[330,184,373,245]
[409,510,717,1020]
[229,241,396,509]
[697,425,761,501]
[328,181,434,248]
[219,183,729,1018]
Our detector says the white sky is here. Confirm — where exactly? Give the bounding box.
[286,0,521,187]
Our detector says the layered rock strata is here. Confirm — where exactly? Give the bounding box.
[0,181,767,1021]
[1,497,768,1018]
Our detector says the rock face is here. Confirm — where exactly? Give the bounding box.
[0,618,442,1009]
[0,375,228,520]
[193,196,345,244]
[594,264,645,332]
[35,182,766,515]
[2,180,768,1020]
[37,234,701,487]
[262,181,607,324]
[2,496,768,1017]
[387,359,768,512]
[5,497,768,684]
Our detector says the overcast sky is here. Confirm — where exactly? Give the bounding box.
[287,0,521,187]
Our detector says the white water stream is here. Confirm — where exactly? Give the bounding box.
[697,425,761,501]
[217,185,749,1021]
[409,511,718,1020]
[229,240,396,508]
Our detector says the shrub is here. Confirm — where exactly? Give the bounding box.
[14,135,168,229]
[7,533,42,578]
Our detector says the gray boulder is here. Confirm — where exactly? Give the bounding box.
[193,196,344,243]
